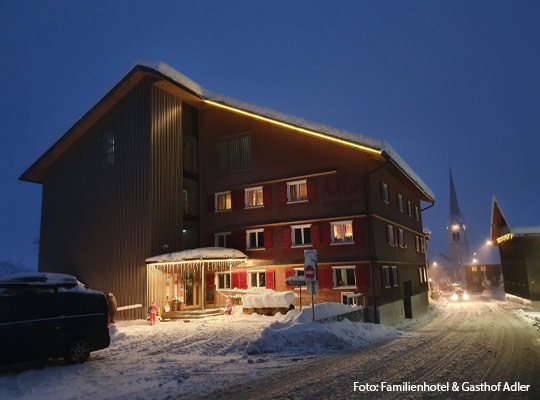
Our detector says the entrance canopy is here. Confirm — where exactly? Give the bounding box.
[146,247,247,273]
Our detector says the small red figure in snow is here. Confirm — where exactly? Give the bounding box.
[226,298,233,315]
[149,301,158,325]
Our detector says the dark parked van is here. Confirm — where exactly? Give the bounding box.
[0,273,110,364]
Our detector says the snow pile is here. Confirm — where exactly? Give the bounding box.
[146,247,247,263]
[242,291,294,308]
[0,272,78,286]
[242,303,399,355]
[514,309,540,330]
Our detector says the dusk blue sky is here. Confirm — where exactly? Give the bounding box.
[1,1,539,269]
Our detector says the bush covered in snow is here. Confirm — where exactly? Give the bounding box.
[242,291,295,308]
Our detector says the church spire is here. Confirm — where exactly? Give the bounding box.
[449,168,462,218]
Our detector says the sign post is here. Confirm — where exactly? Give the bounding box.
[304,250,318,321]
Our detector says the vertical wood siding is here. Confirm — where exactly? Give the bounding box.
[39,77,155,320]
[150,86,183,254]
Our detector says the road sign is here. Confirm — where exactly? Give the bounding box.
[305,265,316,280]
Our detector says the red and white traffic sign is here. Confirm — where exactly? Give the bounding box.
[305,265,316,280]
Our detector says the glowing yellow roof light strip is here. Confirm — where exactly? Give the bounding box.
[204,100,382,155]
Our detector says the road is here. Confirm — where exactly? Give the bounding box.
[211,296,540,399]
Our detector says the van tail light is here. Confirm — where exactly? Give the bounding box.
[107,314,111,328]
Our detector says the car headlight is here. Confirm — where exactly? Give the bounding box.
[463,293,469,300]
[451,294,458,300]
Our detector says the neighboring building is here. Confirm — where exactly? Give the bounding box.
[20,62,435,323]
[447,169,469,270]
[463,263,502,292]
[490,198,540,308]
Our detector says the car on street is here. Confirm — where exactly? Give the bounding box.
[0,273,110,365]
[451,287,470,301]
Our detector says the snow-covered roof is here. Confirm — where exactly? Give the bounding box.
[511,227,540,236]
[139,61,434,201]
[146,247,248,263]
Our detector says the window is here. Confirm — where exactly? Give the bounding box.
[216,272,231,289]
[246,229,264,250]
[387,224,396,246]
[332,266,356,288]
[453,232,460,242]
[330,221,353,244]
[245,186,263,208]
[471,266,477,272]
[381,182,389,204]
[287,179,308,202]
[291,224,311,246]
[215,232,231,248]
[398,228,405,248]
[216,134,252,173]
[248,271,266,288]
[104,131,115,165]
[415,236,425,253]
[419,267,427,283]
[407,200,412,217]
[415,205,420,221]
[382,266,391,288]
[398,194,404,212]
[215,191,231,211]
[294,268,304,277]
[391,266,399,287]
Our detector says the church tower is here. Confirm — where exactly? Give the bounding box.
[447,169,469,269]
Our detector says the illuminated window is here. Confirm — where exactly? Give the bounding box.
[246,229,264,250]
[291,224,311,246]
[287,180,307,202]
[248,271,266,288]
[245,186,263,208]
[381,182,389,204]
[330,221,353,244]
[398,194,404,212]
[471,266,477,272]
[216,272,231,289]
[215,232,231,248]
[332,266,356,288]
[215,191,231,211]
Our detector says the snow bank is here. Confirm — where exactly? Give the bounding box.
[242,291,294,308]
[0,272,78,286]
[242,303,399,355]
[514,309,540,330]
[146,247,247,263]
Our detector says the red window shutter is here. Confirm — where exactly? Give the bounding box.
[320,222,331,245]
[281,226,292,248]
[278,184,288,204]
[307,179,317,201]
[207,194,215,212]
[207,234,215,247]
[231,230,246,252]
[285,270,295,289]
[231,190,245,210]
[239,272,248,289]
[206,273,215,286]
[231,272,240,289]
[264,228,273,249]
[352,220,364,246]
[318,267,334,289]
[263,185,272,206]
[265,271,275,289]
[311,224,320,246]
[355,266,368,288]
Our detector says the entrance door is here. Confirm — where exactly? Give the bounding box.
[184,270,200,309]
[403,281,413,319]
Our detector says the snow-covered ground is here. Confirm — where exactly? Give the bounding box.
[0,303,402,400]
